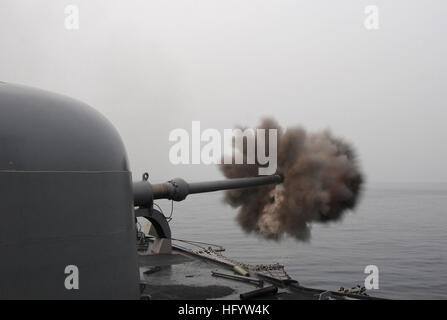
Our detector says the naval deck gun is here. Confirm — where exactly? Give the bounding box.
[0,83,381,300]
[133,174,283,253]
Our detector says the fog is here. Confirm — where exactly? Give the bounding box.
[1,0,446,184]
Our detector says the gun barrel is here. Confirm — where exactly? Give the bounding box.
[133,174,283,207]
[186,175,283,195]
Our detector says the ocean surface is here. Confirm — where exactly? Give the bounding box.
[165,183,447,299]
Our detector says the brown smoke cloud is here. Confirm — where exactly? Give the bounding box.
[220,118,364,242]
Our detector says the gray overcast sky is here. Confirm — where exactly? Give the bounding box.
[1,0,446,184]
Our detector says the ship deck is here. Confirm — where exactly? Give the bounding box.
[138,238,384,300]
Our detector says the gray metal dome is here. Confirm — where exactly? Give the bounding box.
[0,82,129,171]
[0,83,139,299]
